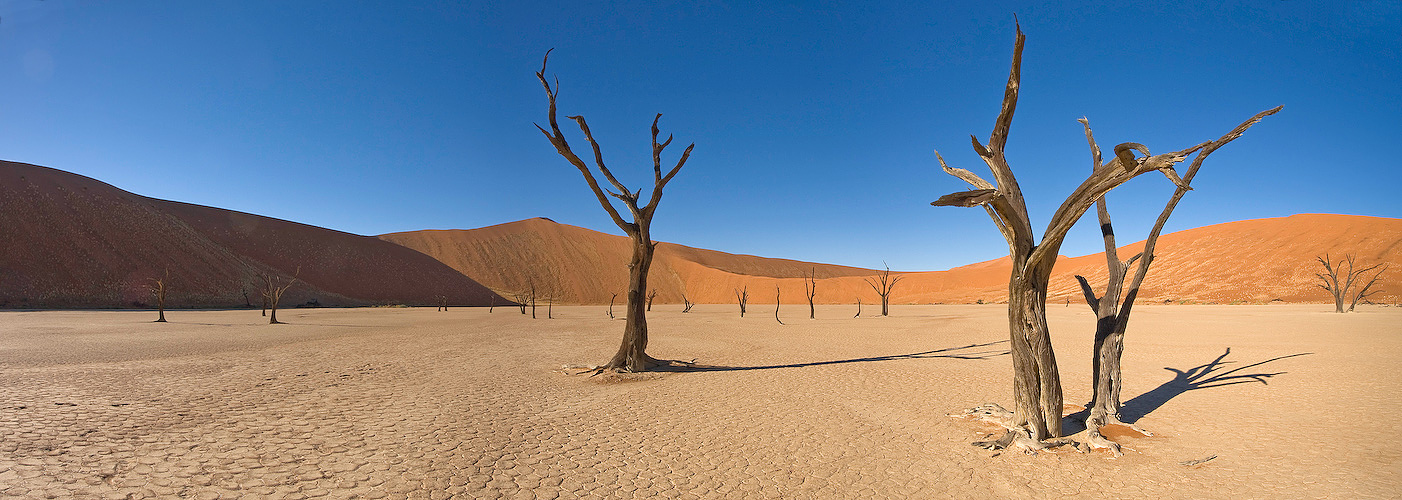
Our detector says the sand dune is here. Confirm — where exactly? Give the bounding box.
[0,161,504,308]
[383,215,1402,306]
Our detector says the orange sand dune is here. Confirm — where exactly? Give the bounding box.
[0,161,504,308]
[383,215,1401,306]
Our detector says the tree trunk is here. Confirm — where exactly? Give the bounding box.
[269,301,280,324]
[881,296,889,317]
[1006,261,1064,440]
[603,239,656,371]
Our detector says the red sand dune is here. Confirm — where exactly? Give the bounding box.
[382,215,1402,306]
[0,161,504,308]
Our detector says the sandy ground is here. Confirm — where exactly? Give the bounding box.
[1,304,1398,499]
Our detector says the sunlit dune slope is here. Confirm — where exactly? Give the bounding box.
[0,161,504,308]
[383,215,1401,306]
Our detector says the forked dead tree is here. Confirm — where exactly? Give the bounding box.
[774,285,784,325]
[804,268,817,320]
[931,23,1273,453]
[436,295,448,312]
[148,269,169,323]
[735,286,748,317]
[1072,108,1279,456]
[682,292,695,313]
[536,50,694,372]
[260,269,299,325]
[647,289,658,311]
[1316,254,1387,313]
[864,263,902,317]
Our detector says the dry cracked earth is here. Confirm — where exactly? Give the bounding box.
[1,304,1398,499]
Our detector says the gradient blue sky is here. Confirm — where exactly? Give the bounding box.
[1,1,1398,271]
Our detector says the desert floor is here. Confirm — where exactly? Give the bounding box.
[0,304,1398,499]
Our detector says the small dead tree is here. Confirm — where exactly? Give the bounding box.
[931,23,1277,453]
[148,270,169,323]
[608,293,617,319]
[1316,254,1387,313]
[489,294,495,313]
[774,285,784,325]
[804,268,817,320]
[864,263,902,317]
[647,289,658,311]
[537,50,693,372]
[436,295,448,312]
[1072,108,1279,456]
[260,269,299,325]
[735,286,748,317]
[682,292,695,313]
[855,298,862,318]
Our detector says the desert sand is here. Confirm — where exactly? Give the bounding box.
[2,304,1398,499]
[380,214,1402,307]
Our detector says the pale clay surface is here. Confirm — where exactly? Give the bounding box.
[1,304,1398,499]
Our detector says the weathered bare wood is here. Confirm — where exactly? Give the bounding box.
[259,268,299,325]
[535,50,694,372]
[863,263,902,317]
[647,288,658,311]
[1318,254,1388,312]
[774,285,784,325]
[147,269,169,323]
[735,286,748,317]
[804,268,817,320]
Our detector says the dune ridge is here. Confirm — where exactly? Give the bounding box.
[382,215,1402,306]
[0,161,504,308]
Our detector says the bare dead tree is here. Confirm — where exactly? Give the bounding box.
[536,50,694,372]
[864,263,902,317]
[774,285,784,325]
[855,298,861,318]
[148,269,169,323]
[931,23,1276,454]
[260,268,299,325]
[682,291,695,313]
[489,294,495,313]
[436,295,448,312]
[1072,108,1280,456]
[647,289,658,311]
[735,286,748,317]
[804,267,817,320]
[608,293,617,319]
[1317,254,1388,313]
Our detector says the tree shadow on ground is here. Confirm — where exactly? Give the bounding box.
[1116,347,1313,424]
[654,340,1010,373]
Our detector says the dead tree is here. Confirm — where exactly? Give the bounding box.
[1316,254,1387,313]
[513,290,529,314]
[804,268,817,320]
[536,50,694,372]
[489,294,495,313]
[774,285,784,325]
[647,289,658,311]
[930,23,1272,453]
[608,292,617,319]
[735,286,748,317]
[259,269,299,325]
[682,292,695,313]
[864,262,902,317]
[148,270,169,323]
[855,298,862,318]
[1072,108,1280,456]
[436,295,448,312]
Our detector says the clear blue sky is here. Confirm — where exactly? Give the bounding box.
[2,1,1398,271]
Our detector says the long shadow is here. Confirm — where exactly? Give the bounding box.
[654,340,1010,373]
[1118,347,1313,424]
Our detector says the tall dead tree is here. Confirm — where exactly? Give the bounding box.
[148,270,169,323]
[1316,254,1387,313]
[774,285,784,325]
[647,289,658,311]
[1072,108,1280,456]
[931,23,1262,453]
[536,50,693,372]
[855,298,861,318]
[608,292,617,319]
[804,268,817,320]
[864,263,902,317]
[735,286,748,317]
[260,269,299,325]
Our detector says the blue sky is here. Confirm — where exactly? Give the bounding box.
[1,1,1398,271]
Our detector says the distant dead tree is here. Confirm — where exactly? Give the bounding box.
[608,293,617,319]
[931,22,1280,453]
[512,289,529,314]
[681,290,695,313]
[536,50,694,372]
[647,289,658,311]
[864,263,902,317]
[259,269,299,325]
[1071,108,1278,456]
[735,286,748,317]
[147,269,169,323]
[774,285,784,325]
[855,298,862,318]
[1316,254,1387,313]
[804,268,817,320]
[489,294,496,313]
[436,295,448,312]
